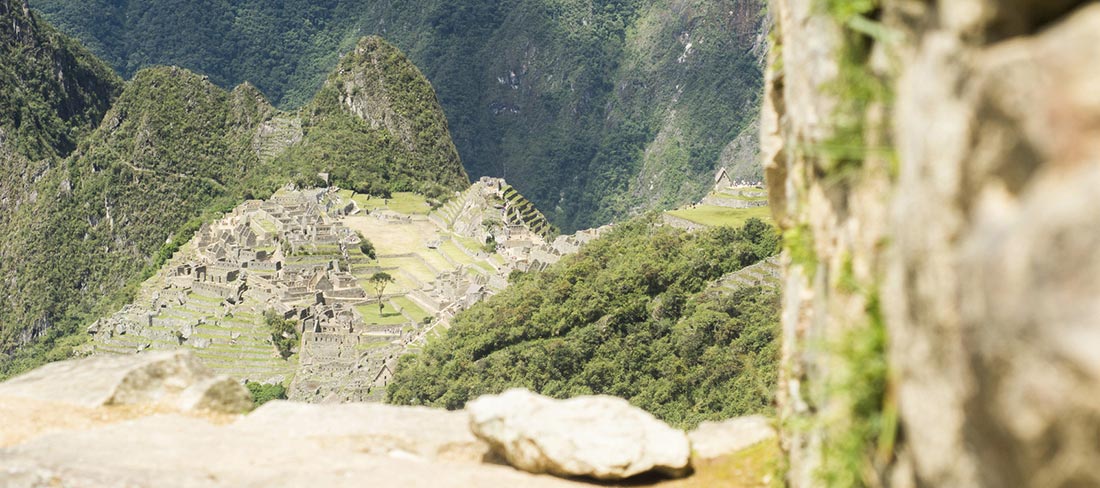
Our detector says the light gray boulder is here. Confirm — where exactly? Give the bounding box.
[0,350,251,414]
[688,415,776,461]
[235,401,492,462]
[467,389,691,480]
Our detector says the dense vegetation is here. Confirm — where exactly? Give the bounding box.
[265,310,300,359]
[0,0,122,160]
[0,12,468,379]
[31,0,768,230]
[246,381,288,407]
[387,217,781,429]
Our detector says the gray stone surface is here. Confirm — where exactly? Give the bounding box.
[467,389,691,480]
[234,401,492,463]
[688,415,776,461]
[0,415,583,488]
[0,350,251,413]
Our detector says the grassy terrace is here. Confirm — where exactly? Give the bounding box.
[378,256,436,283]
[419,248,453,272]
[712,189,769,202]
[355,303,409,325]
[453,235,483,253]
[356,340,393,351]
[349,191,432,215]
[392,296,431,323]
[666,205,774,228]
[438,240,475,266]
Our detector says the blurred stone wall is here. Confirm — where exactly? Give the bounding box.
[765,0,1100,486]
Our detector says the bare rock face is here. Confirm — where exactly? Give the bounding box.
[0,415,581,488]
[467,389,692,480]
[0,350,251,414]
[766,0,1100,486]
[688,415,776,462]
[235,401,492,463]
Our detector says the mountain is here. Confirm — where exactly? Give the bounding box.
[29,0,769,231]
[0,10,469,377]
[277,37,469,196]
[0,0,122,160]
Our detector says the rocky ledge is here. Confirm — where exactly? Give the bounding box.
[0,352,776,487]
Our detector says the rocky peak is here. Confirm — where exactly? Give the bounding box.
[325,37,449,153]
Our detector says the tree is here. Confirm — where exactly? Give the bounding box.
[358,234,376,259]
[245,381,287,407]
[264,309,299,359]
[368,272,395,314]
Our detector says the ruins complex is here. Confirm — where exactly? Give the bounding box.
[88,178,608,402]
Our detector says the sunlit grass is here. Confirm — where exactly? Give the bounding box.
[666,205,773,228]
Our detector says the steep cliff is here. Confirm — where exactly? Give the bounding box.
[766,0,1100,486]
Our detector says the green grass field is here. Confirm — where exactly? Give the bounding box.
[438,240,476,266]
[392,296,431,323]
[351,191,431,215]
[712,189,769,202]
[666,205,774,228]
[355,302,409,325]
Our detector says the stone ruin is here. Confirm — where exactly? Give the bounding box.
[89,180,609,404]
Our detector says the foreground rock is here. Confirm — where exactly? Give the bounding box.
[0,359,780,487]
[235,401,492,463]
[0,351,251,414]
[688,415,776,462]
[467,389,692,480]
[0,415,580,488]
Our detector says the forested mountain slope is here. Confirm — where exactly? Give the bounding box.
[0,11,468,378]
[31,0,768,230]
[387,216,781,429]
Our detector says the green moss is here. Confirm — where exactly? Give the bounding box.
[783,225,819,281]
[816,0,892,179]
[818,290,896,487]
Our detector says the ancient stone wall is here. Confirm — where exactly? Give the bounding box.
[766,0,1100,486]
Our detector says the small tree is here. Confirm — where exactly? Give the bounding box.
[368,272,395,314]
[265,309,299,359]
[358,234,376,259]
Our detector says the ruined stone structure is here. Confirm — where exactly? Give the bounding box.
[90,180,606,404]
[766,1,1100,486]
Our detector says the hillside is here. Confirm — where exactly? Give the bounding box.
[387,216,780,429]
[0,23,470,378]
[0,0,124,371]
[30,0,769,231]
[0,0,122,160]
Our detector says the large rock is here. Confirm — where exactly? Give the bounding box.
[0,415,584,488]
[0,351,251,414]
[467,389,691,480]
[234,401,492,463]
[688,415,776,461]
